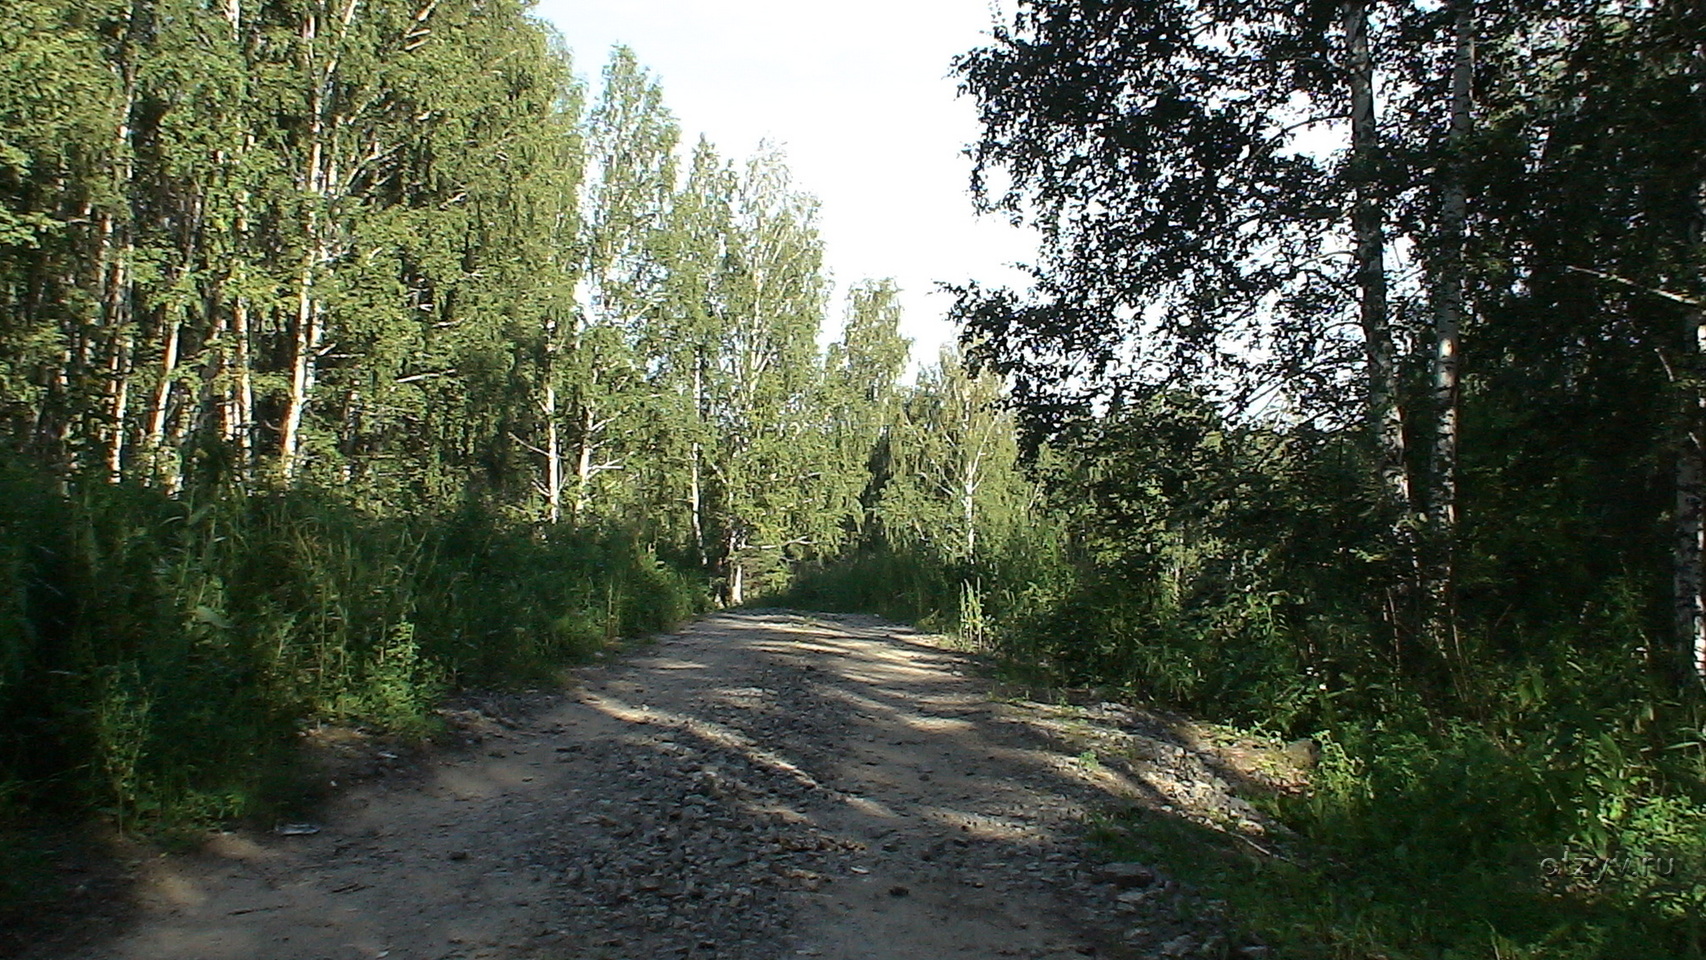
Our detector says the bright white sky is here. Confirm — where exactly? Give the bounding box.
[528,0,1037,369]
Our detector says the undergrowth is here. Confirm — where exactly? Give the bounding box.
[784,547,1706,959]
[1088,718,1706,959]
[0,469,707,845]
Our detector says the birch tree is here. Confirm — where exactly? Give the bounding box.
[1341,0,1410,521]
[700,150,832,603]
[1415,0,1475,661]
[0,0,127,474]
[881,348,1023,562]
[646,138,735,562]
[823,279,911,539]
[548,47,678,522]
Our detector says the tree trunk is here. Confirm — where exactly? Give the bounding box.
[143,307,182,488]
[103,325,134,482]
[97,207,135,483]
[1344,0,1412,665]
[279,7,324,481]
[1676,312,1705,688]
[962,465,977,557]
[1676,16,1706,690]
[162,365,192,497]
[38,249,76,478]
[543,378,562,523]
[724,530,745,606]
[279,231,323,480]
[1344,0,1407,509]
[147,184,196,490]
[224,131,256,482]
[230,294,254,479]
[278,0,358,481]
[689,351,707,566]
[1425,0,1473,664]
[1681,156,1706,688]
[98,1,144,482]
[573,402,595,520]
[689,439,705,566]
[564,275,596,524]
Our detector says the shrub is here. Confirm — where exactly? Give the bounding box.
[0,470,704,836]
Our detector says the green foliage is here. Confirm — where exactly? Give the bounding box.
[782,546,957,627]
[0,468,703,836]
[1084,717,1706,959]
[330,623,444,738]
[794,373,1706,955]
[791,1,1706,956]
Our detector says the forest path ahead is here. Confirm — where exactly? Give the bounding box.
[64,611,1266,960]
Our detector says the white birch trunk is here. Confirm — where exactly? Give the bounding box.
[280,227,323,480]
[1681,176,1706,687]
[1425,0,1473,660]
[104,327,133,482]
[689,353,707,566]
[543,379,562,523]
[224,129,256,481]
[143,309,182,486]
[279,7,324,481]
[146,181,195,488]
[278,0,358,481]
[573,402,595,521]
[689,440,705,566]
[99,3,142,482]
[1343,0,1410,515]
[230,294,254,477]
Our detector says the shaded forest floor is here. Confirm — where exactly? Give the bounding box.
[16,612,1305,960]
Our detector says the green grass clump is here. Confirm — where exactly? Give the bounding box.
[1086,717,1706,960]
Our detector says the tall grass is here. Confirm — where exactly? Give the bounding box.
[0,468,705,836]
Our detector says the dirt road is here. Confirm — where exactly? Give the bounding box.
[48,612,1270,960]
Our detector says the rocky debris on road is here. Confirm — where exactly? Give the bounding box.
[530,612,1267,960]
[1096,861,1159,887]
[37,611,1287,960]
[543,740,864,956]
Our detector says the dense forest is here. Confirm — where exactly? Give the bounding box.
[2,0,1704,957]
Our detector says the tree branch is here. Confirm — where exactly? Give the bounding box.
[1566,266,1701,306]
[508,431,551,459]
